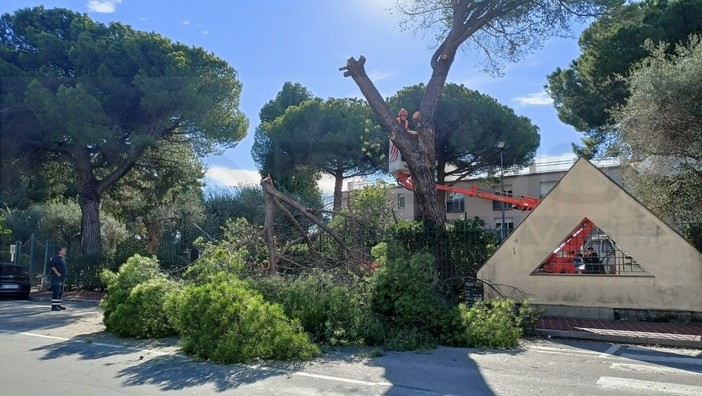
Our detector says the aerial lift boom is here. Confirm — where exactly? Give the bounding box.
[395,171,540,211]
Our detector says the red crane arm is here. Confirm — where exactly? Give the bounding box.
[395,172,540,211]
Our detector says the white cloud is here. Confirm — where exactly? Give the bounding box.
[205,167,261,188]
[86,0,122,13]
[182,20,190,25]
[201,30,209,35]
[512,91,554,106]
[368,70,394,82]
[205,167,371,195]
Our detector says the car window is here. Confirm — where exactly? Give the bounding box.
[0,265,23,276]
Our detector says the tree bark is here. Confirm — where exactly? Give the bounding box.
[145,222,161,255]
[339,56,445,225]
[263,177,277,275]
[78,190,102,256]
[333,168,344,212]
[74,146,103,256]
[73,142,145,257]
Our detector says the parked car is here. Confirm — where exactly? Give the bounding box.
[0,263,31,299]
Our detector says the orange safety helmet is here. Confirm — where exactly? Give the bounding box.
[398,108,408,117]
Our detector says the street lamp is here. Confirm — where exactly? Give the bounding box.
[495,141,507,242]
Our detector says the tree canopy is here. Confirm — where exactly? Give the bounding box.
[259,96,385,210]
[546,0,702,156]
[388,83,539,188]
[0,7,248,257]
[101,141,206,255]
[253,82,386,211]
[252,82,323,206]
[614,35,702,225]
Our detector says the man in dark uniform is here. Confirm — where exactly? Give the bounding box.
[49,247,68,311]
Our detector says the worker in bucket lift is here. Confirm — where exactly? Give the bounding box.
[397,108,417,135]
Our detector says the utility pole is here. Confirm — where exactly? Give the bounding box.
[496,141,507,242]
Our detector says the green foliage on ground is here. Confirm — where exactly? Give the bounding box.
[251,269,384,346]
[181,245,248,283]
[168,271,320,363]
[370,238,540,350]
[99,254,178,338]
[97,215,539,358]
[442,300,540,349]
[369,243,449,350]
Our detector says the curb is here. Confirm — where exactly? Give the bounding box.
[532,328,702,349]
[29,295,101,304]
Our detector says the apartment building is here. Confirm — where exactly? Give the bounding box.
[390,157,622,232]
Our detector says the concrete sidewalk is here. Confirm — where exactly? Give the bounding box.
[30,291,702,349]
[533,317,702,349]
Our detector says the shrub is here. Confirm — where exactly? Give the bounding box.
[386,219,498,283]
[100,254,174,337]
[369,247,450,350]
[181,248,247,283]
[170,271,320,363]
[445,299,539,349]
[103,277,179,338]
[252,269,384,346]
[681,222,702,253]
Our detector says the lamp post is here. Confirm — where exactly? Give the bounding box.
[496,141,507,242]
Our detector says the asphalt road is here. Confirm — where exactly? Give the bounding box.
[1,300,701,395]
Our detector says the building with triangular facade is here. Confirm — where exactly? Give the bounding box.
[477,158,702,319]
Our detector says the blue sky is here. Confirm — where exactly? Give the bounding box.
[2,0,585,190]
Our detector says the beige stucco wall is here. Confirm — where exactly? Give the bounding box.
[477,158,702,315]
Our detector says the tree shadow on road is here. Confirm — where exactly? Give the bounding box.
[361,346,505,395]
[115,354,295,392]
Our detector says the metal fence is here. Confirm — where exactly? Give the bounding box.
[6,234,54,291]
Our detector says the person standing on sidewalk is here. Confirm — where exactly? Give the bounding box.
[49,247,68,311]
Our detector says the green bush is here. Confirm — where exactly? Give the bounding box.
[100,254,165,331]
[681,222,702,253]
[103,277,179,338]
[386,219,498,282]
[445,299,538,349]
[100,254,175,337]
[252,269,384,346]
[181,247,247,283]
[369,247,450,350]
[170,271,320,363]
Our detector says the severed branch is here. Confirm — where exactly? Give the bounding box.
[263,176,277,274]
[261,176,349,254]
[339,56,397,134]
[272,197,317,253]
[280,231,321,257]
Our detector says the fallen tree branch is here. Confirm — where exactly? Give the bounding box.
[272,197,317,253]
[261,176,349,253]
